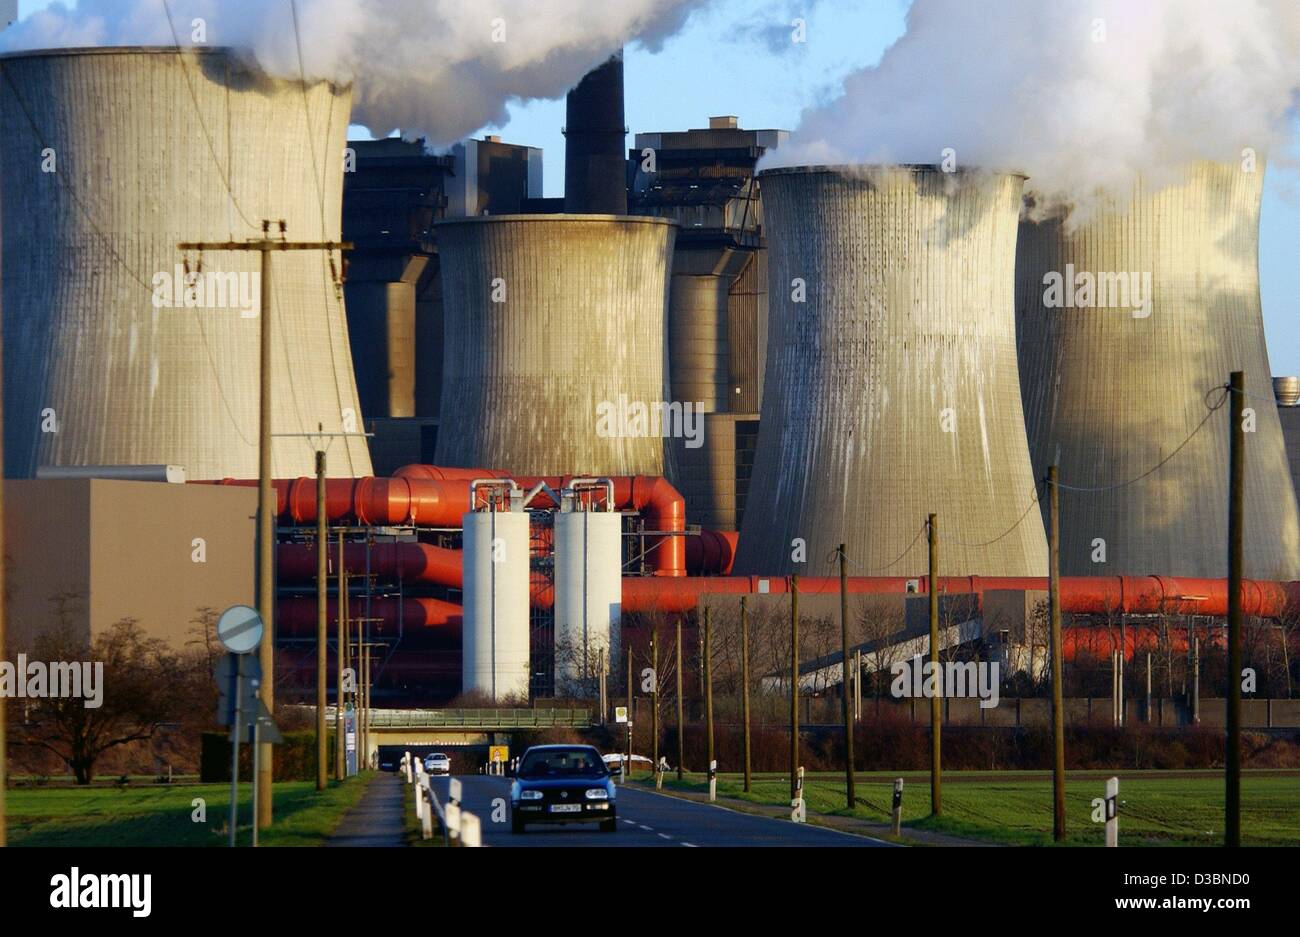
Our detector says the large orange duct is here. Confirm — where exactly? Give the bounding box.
[206,465,688,576]
[276,596,462,641]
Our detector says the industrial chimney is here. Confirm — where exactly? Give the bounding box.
[1016,161,1300,579]
[564,52,627,215]
[735,166,1049,577]
[0,47,372,480]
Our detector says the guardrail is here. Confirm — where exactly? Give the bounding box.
[316,707,593,730]
[404,751,482,847]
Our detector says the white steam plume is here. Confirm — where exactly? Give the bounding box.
[0,0,704,144]
[766,0,1300,210]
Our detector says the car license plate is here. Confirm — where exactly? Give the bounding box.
[550,804,582,813]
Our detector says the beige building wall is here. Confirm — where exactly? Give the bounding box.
[4,480,255,651]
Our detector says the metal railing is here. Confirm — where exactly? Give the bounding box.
[366,708,593,729]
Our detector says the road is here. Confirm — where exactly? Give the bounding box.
[425,775,889,847]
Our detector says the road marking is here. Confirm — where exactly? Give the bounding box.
[657,832,672,840]
[639,824,654,831]
[681,842,698,848]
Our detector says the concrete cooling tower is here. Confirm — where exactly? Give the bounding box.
[434,214,675,476]
[1016,161,1300,579]
[735,166,1049,577]
[0,47,372,480]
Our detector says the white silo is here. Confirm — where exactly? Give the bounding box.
[0,47,372,479]
[553,491,623,694]
[461,490,531,700]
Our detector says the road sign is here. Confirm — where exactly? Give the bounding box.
[217,653,262,728]
[614,706,628,724]
[216,605,264,655]
[489,745,508,764]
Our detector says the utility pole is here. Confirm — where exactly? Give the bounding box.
[179,228,352,828]
[1048,466,1066,842]
[839,544,856,809]
[704,607,714,796]
[315,443,327,790]
[928,515,941,817]
[741,596,752,793]
[790,574,800,802]
[676,620,685,780]
[626,647,633,779]
[651,633,660,773]
[335,530,346,781]
[1227,370,1244,848]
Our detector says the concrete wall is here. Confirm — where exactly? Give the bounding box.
[3,479,255,650]
[1280,405,1300,509]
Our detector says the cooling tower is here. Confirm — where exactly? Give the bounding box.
[0,47,372,479]
[734,166,1049,577]
[1016,162,1300,579]
[434,214,675,476]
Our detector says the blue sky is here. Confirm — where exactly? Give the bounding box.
[17,0,1298,375]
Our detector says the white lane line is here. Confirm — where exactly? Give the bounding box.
[681,842,698,848]
[639,824,654,831]
[657,832,672,840]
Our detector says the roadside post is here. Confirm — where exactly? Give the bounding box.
[1105,776,1119,847]
[460,811,482,848]
[791,766,806,823]
[215,604,264,848]
[891,778,904,836]
[708,759,717,802]
[344,703,358,776]
[614,705,629,784]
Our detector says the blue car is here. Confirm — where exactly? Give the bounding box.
[511,744,617,834]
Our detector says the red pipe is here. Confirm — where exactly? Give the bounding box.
[276,596,462,641]
[685,529,738,576]
[203,465,689,577]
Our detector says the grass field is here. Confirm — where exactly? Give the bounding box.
[6,773,373,847]
[646,770,1300,846]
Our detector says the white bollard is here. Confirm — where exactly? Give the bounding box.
[1105,776,1119,847]
[708,759,717,802]
[445,802,461,842]
[460,811,482,847]
[414,778,425,823]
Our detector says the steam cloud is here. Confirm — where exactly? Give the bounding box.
[766,0,1300,209]
[0,0,703,144]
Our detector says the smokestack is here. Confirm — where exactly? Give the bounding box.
[564,52,627,215]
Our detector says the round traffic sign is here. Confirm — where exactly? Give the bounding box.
[217,605,264,654]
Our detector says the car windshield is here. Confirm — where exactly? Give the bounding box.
[430,754,447,760]
[518,748,608,779]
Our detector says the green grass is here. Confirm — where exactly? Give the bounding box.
[647,771,1300,846]
[6,773,373,847]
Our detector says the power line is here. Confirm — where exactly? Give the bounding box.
[1055,384,1230,493]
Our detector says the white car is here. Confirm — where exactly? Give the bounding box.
[424,753,451,775]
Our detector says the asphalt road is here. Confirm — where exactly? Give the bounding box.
[425,775,889,847]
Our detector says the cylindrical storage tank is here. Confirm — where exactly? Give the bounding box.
[435,214,676,476]
[0,47,372,480]
[1016,162,1300,579]
[553,508,623,694]
[1275,377,1300,409]
[735,166,1049,576]
[669,274,731,411]
[461,507,530,700]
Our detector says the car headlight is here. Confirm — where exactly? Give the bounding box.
[519,790,543,801]
[585,788,609,800]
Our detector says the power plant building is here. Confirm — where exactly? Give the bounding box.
[1016,162,1300,579]
[0,47,372,480]
[630,116,787,530]
[735,166,1050,577]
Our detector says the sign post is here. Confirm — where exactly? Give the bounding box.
[215,605,264,848]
